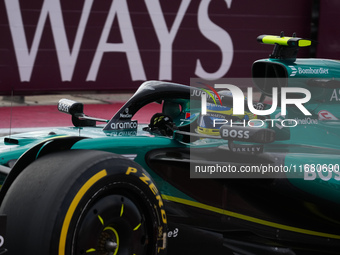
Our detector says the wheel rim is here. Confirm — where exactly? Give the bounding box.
[97,226,119,255]
[74,192,149,255]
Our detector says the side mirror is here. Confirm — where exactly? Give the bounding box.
[58,99,107,127]
[58,99,84,116]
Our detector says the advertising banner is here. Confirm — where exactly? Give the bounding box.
[0,0,313,95]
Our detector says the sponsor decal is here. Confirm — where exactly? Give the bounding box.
[297,67,329,75]
[318,110,338,120]
[167,228,179,238]
[110,120,138,130]
[304,164,340,181]
[4,0,233,86]
[120,108,133,119]
[206,112,229,119]
[277,117,318,126]
[191,89,225,104]
[196,82,223,106]
[58,101,71,113]
[253,102,265,110]
[125,167,167,224]
[230,144,263,154]
[294,117,318,125]
[289,65,297,77]
[330,89,340,102]
[222,128,249,139]
[105,130,137,137]
[125,166,168,253]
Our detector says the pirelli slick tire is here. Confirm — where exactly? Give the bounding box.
[0,150,167,255]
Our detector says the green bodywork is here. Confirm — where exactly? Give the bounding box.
[1,55,340,210]
[3,35,340,252]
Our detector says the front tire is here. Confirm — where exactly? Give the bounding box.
[0,150,167,255]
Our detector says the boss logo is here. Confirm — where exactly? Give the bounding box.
[222,129,249,139]
[220,126,276,144]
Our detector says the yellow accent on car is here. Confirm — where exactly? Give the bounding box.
[262,35,291,46]
[298,39,312,47]
[98,215,104,225]
[202,88,217,105]
[259,35,311,47]
[103,226,120,255]
[120,204,124,217]
[59,169,107,255]
[133,223,141,231]
[86,248,96,253]
[196,126,220,136]
[161,195,340,240]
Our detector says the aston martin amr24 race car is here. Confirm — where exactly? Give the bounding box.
[1,33,340,255]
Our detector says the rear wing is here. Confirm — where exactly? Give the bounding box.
[257,32,312,60]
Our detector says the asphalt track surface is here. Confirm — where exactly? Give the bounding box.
[0,100,161,136]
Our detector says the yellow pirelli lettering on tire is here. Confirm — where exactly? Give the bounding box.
[124,166,167,224]
[126,167,138,175]
[161,209,167,224]
[139,173,150,185]
[155,195,167,224]
[59,169,107,255]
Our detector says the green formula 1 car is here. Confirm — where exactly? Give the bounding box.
[1,33,340,255]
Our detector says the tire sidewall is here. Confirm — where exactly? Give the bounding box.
[55,155,167,255]
[1,150,167,255]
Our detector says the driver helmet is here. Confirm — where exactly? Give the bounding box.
[196,103,256,136]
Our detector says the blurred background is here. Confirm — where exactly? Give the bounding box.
[0,0,338,132]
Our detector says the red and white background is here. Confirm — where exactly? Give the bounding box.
[1,0,340,131]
